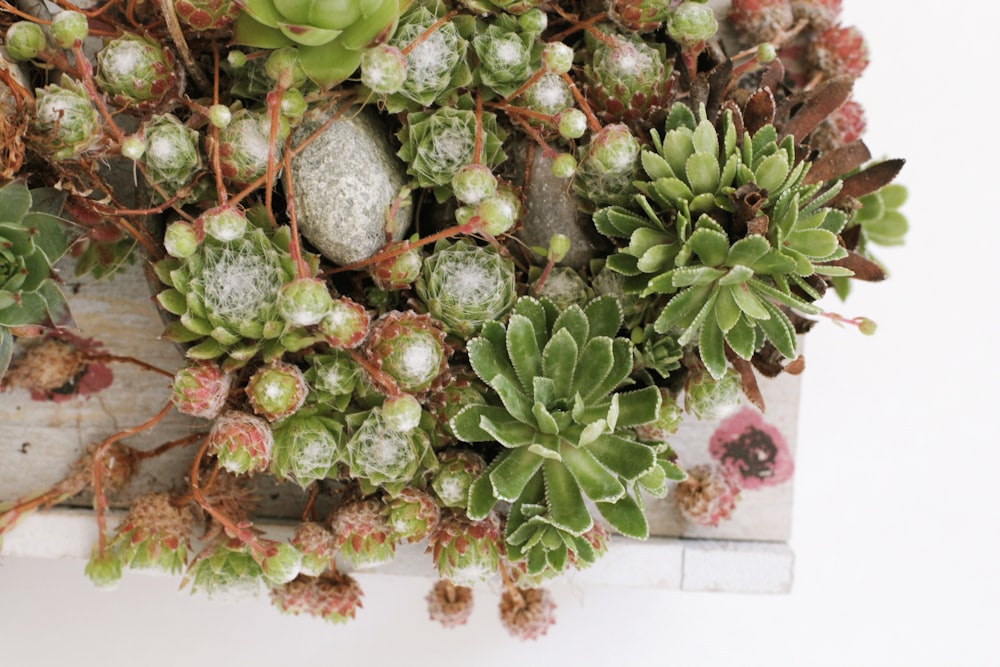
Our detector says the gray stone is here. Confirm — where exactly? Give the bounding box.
[290,107,412,266]
[511,142,610,270]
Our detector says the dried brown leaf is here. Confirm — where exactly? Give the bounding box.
[829,159,906,206]
[781,77,854,144]
[804,141,872,184]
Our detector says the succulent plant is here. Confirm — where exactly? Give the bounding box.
[184,539,265,597]
[140,114,203,198]
[270,406,345,487]
[233,0,405,87]
[95,34,179,109]
[270,572,364,623]
[426,579,473,628]
[415,239,517,338]
[471,13,538,98]
[329,496,395,567]
[213,109,290,186]
[396,102,506,202]
[0,181,71,375]
[593,102,854,378]
[387,486,440,542]
[344,407,437,496]
[105,493,194,574]
[572,123,641,208]
[209,410,275,474]
[674,463,741,527]
[170,362,233,419]
[428,509,503,585]
[154,213,317,370]
[29,81,100,161]
[364,311,448,393]
[498,586,556,640]
[582,28,673,129]
[452,296,676,577]
[290,521,337,576]
[431,449,485,509]
[245,359,309,421]
[175,0,240,31]
[384,0,472,110]
[607,0,674,32]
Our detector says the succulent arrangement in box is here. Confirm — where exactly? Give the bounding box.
[0,0,906,638]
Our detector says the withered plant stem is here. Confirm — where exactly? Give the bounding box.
[156,0,211,93]
[93,402,172,555]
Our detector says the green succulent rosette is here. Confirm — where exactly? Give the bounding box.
[594,102,855,378]
[0,181,72,376]
[153,213,319,370]
[233,0,407,87]
[452,296,681,578]
[344,407,438,496]
[30,81,100,161]
[95,33,178,108]
[141,113,203,198]
[396,101,506,203]
[471,13,540,98]
[415,239,517,339]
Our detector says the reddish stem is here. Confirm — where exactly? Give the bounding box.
[132,432,207,461]
[83,353,173,378]
[93,402,172,554]
[560,72,602,133]
[325,220,477,276]
[282,147,311,279]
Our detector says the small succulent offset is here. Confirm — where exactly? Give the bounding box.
[452,296,683,578]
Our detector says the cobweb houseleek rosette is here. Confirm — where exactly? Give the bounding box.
[451,296,684,579]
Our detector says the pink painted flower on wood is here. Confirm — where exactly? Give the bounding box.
[708,407,794,490]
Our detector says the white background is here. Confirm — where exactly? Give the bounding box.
[2,1,998,665]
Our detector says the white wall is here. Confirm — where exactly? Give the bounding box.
[3,2,998,665]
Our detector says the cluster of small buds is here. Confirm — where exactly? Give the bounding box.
[245,360,308,421]
[685,368,742,421]
[426,579,474,628]
[329,497,396,568]
[174,0,240,31]
[109,492,195,574]
[171,363,232,419]
[277,278,334,327]
[270,572,364,624]
[208,410,274,475]
[498,586,557,641]
[674,463,741,527]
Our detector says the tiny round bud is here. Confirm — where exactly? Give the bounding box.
[171,363,232,419]
[226,50,247,68]
[208,104,232,128]
[473,196,515,236]
[246,361,308,422]
[542,41,574,74]
[361,44,407,94]
[5,22,48,61]
[279,88,307,123]
[319,298,370,349]
[451,164,498,205]
[85,547,123,590]
[550,153,577,179]
[668,2,719,48]
[756,42,777,63]
[382,393,422,432]
[261,542,302,585]
[163,221,200,258]
[278,278,334,327]
[50,11,89,49]
[370,247,422,290]
[517,8,547,34]
[265,47,307,87]
[120,135,146,161]
[857,317,877,336]
[555,108,587,139]
[547,234,571,263]
[200,206,247,242]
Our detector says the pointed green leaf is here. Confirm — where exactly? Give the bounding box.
[686,152,721,195]
[542,328,578,401]
[653,284,713,333]
[727,235,771,267]
[672,265,726,287]
[532,402,560,435]
[467,334,518,391]
[561,445,625,503]
[587,434,655,481]
[584,296,623,339]
[715,285,741,332]
[552,306,589,351]
[606,252,642,277]
[542,459,592,535]
[585,339,633,402]
[725,314,757,360]
[596,493,649,539]
[699,317,727,379]
[490,447,545,502]
[513,296,551,351]
[0,326,12,379]
[731,282,771,320]
[507,314,542,397]
[452,405,525,443]
[614,385,661,427]
[468,456,503,519]
[571,336,615,400]
[757,299,798,358]
[23,213,69,264]
[185,338,225,360]
[687,227,729,267]
[787,228,839,259]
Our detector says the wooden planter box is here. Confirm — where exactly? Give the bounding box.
[0,261,796,593]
